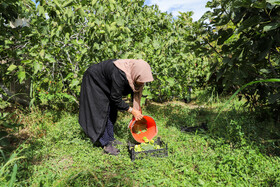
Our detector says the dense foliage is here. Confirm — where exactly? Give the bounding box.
[1,0,279,111]
[1,0,210,110]
[191,0,280,112]
[1,0,280,185]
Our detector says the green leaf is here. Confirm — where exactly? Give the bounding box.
[7,64,17,72]
[38,5,45,17]
[29,98,36,108]
[53,0,62,10]
[143,36,150,44]
[263,23,280,32]
[108,0,116,3]
[56,26,62,37]
[116,19,125,26]
[70,79,79,88]
[91,0,97,6]
[152,40,160,49]
[112,45,117,52]
[94,43,99,50]
[266,0,280,5]
[252,1,266,8]
[167,78,175,86]
[5,39,14,45]
[41,38,48,46]
[260,69,271,74]
[43,78,49,83]
[66,8,74,18]
[8,164,18,187]
[21,60,32,64]
[45,54,56,63]
[33,62,43,75]
[51,29,56,37]
[64,73,74,80]
[142,89,150,95]
[143,88,153,99]
[39,50,45,58]
[81,48,87,55]
[65,33,70,40]
[238,16,260,32]
[78,8,86,17]
[17,71,26,83]
[217,29,234,45]
[141,144,154,151]
[62,0,74,8]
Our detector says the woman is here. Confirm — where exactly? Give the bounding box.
[79,59,153,155]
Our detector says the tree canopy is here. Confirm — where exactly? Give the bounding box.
[0,0,279,112]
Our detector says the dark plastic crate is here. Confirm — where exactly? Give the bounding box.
[127,137,168,161]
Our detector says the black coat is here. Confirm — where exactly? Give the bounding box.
[79,59,132,143]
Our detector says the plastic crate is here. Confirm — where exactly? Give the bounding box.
[127,137,168,161]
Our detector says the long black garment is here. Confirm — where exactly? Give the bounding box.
[79,59,132,143]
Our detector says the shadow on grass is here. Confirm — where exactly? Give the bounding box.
[0,107,29,160]
[145,102,280,156]
[0,109,78,171]
[145,103,214,129]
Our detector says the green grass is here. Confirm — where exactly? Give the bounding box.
[1,100,280,186]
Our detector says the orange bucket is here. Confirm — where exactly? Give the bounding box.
[128,116,158,143]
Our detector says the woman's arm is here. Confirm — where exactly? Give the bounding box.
[110,80,130,111]
[111,84,143,120]
[110,69,143,120]
[127,107,143,121]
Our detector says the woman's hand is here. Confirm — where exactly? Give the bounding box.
[131,108,143,121]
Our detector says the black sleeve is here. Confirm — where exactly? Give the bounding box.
[110,69,130,111]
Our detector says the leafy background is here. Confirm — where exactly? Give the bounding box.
[1,0,280,186]
[1,0,279,111]
[1,0,212,109]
